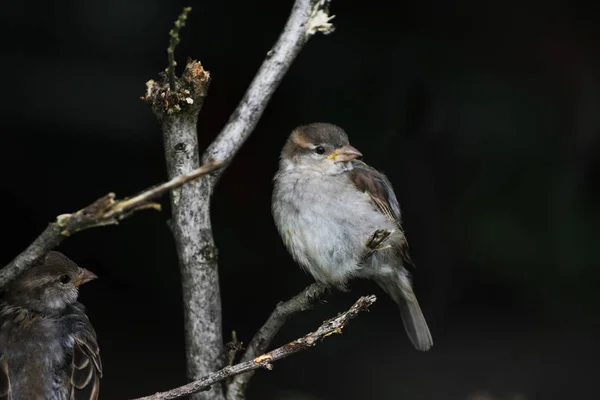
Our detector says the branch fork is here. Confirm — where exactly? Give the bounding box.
[131,295,376,400]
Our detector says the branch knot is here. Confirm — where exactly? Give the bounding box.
[142,60,210,117]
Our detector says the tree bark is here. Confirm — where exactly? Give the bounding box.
[162,108,225,400]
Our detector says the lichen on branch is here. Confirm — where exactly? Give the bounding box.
[142,59,211,116]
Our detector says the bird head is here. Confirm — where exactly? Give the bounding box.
[280,123,362,175]
[4,251,97,314]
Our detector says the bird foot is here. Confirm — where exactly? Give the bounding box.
[366,229,393,250]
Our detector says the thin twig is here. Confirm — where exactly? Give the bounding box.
[227,283,328,399]
[0,160,222,287]
[131,295,376,400]
[226,331,244,367]
[99,160,221,223]
[167,7,192,93]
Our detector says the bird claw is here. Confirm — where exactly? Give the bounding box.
[373,244,392,251]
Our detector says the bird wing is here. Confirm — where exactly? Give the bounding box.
[0,355,11,400]
[70,328,102,400]
[348,162,413,265]
[349,161,402,223]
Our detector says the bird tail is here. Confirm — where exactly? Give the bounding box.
[374,271,433,351]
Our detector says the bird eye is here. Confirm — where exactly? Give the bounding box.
[59,274,71,284]
[315,145,325,155]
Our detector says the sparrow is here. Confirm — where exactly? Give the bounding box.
[272,123,433,351]
[0,251,102,399]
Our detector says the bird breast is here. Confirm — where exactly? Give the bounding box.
[273,168,396,288]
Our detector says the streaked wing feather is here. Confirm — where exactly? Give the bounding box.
[70,333,102,400]
[372,196,398,223]
[349,162,413,266]
[349,162,401,223]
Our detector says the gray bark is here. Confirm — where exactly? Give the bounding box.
[162,111,225,400]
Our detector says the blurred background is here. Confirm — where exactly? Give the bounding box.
[1,0,599,399]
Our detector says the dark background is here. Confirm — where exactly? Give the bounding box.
[1,1,599,399]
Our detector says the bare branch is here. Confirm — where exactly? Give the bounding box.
[0,224,65,287]
[227,283,329,400]
[0,160,222,287]
[152,62,222,400]
[131,295,376,400]
[201,0,336,175]
[142,1,336,399]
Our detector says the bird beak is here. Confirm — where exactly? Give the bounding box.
[327,144,362,162]
[73,268,98,287]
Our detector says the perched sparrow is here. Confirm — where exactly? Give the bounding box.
[0,251,102,399]
[272,123,433,351]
